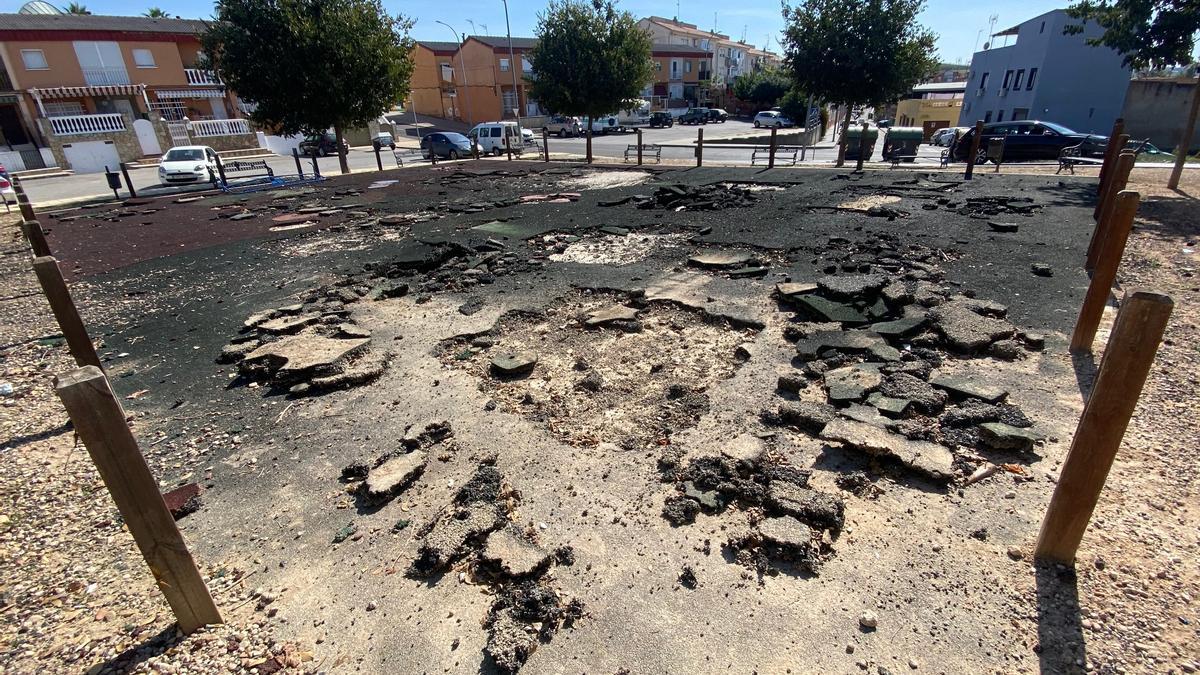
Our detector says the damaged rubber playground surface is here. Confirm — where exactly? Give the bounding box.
[8,161,1199,673]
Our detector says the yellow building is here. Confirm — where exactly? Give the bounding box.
[895,82,966,140]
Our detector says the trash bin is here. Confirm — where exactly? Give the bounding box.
[843,126,879,161]
[882,127,923,161]
[986,137,1006,164]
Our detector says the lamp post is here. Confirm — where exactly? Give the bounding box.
[435,21,471,124]
[500,0,523,130]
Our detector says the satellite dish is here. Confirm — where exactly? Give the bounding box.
[19,1,63,13]
[982,41,990,50]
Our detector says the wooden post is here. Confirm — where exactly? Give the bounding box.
[542,127,549,162]
[964,120,984,180]
[11,175,36,222]
[1095,134,1130,220]
[505,134,513,161]
[1036,291,1173,564]
[1095,119,1125,211]
[768,127,778,169]
[119,162,138,198]
[855,122,868,172]
[21,219,52,257]
[31,256,102,369]
[373,143,383,171]
[292,147,304,178]
[636,128,643,166]
[696,128,703,167]
[586,128,593,165]
[55,366,223,632]
[1071,190,1140,352]
[1087,151,1135,271]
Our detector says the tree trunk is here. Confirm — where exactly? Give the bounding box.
[835,109,851,168]
[334,125,350,175]
[586,127,593,165]
[1168,75,1200,190]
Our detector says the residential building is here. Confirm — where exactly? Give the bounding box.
[896,81,966,140]
[958,9,1131,133]
[1121,77,1200,152]
[637,16,725,105]
[644,44,712,110]
[410,40,462,121]
[0,13,255,173]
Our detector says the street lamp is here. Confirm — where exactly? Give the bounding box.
[435,20,471,124]
[500,0,522,129]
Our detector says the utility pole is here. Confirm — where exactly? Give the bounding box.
[436,21,471,125]
[501,0,523,131]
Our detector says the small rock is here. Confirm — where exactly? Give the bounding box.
[859,611,878,630]
[491,352,538,376]
[1030,263,1053,277]
[1008,546,1024,560]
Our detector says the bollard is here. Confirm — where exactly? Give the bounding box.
[1036,291,1173,564]
[1095,120,1126,217]
[292,147,304,178]
[373,144,383,172]
[637,128,643,166]
[586,128,594,165]
[855,122,868,172]
[964,120,984,180]
[21,219,52,257]
[1087,151,1135,271]
[505,135,513,161]
[119,162,137,198]
[215,158,228,188]
[768,127,778,169]
[55,366,223,633]
[1072,190,1141,353]
[542,128,550,162]
[31,256,102,369]
[11,175,36,221]
[1096,136,1130,223]
[696,128,704,167]
[310,152,320,178]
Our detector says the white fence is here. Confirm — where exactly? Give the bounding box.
[185,68,222,86]
[49,113,127,136]
[191,119,252,137]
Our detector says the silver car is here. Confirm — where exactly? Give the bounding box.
[544,115,581,137]
[753,110,794,128]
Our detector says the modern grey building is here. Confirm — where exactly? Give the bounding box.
[958,9,1131,134]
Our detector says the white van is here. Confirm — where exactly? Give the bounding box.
[581,115,620,134]
[467,121,524,156]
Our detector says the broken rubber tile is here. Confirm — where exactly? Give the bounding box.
[491,352,538,376]
[687,249,754,269]
[820,418,954,480]
[929,375,1008,403]
[978,422,1040,452]
[584,305,640,327]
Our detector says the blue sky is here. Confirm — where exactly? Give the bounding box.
[0,0,1065,64]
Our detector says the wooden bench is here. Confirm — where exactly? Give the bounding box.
[1058,137,1151,174]
[623,143,661,163]
[751,145,799,166]
[219,159,274,189]
[887,154,919,168]
[392,148,426,167]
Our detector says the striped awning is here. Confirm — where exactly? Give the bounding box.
[30,84,146,99]
[155,89,225,99]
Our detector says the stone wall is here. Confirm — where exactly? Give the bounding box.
[1122,78,1200,152]
[190,132,259,152]
[38,116,143,168]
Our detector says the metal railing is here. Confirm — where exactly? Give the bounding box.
[184,68,222,86]
[81,66,131,86]
[190,118,252,137]
[49,113,127,136]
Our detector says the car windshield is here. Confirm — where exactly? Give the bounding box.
[442,132,469,143]
[164,149,204,162]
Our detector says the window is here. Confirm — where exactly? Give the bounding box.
[655,61,662,71]
[1002,70,1013,89]
[1026,68,1037,90]
[685,60,692,73]
[21,49,48,70]
[1040,21,1045,33]
[44,101,84,117]
[132,48,156,68]
[1013,69,1024,89]
[1012,107,1029,121]
[996,110,1005,123]
[521,58,532,73]
[499,58,510,72]
[489,127,500,137]
[979,72,989,89]
[984,110,993,123]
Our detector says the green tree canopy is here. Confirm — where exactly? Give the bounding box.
[145,7,168,17]
[63,3,91,14]
[732,67,791,107]
[202,0,415,174]
[527,0,652,159]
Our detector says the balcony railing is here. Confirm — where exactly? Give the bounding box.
[81,66,131,86]
[185,68,223,86]
[49,113,127,136]
[190,118,251,137]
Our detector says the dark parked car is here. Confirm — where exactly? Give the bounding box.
[705,108,729,123]
[951,120,1108,163]
[299,132,349,157]
[420,131,475,160]
[648,111,674,128]
[678,108,709,125]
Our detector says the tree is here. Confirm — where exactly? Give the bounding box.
[1068,0,1200,188]
[145,7,167,17]
[732,68,792,108]
[202,0,415,175]
[63,2,91,14]
[782,0,937,166]
[527,0,653,162]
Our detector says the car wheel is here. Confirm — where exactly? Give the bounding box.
[450,149,460,160]
[558,129,566,138]
[492,147,503,156]
[320,147,329,157]
[975,148,989,165]
[754,120,761,128]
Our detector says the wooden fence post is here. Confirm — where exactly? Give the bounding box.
[1094,120,1125,214]
[11,175,36,222]
[1071,190,1140,352]
[964,120,984,180]
[768,127,778,169]
[542,127,549,163]
[119,162,138,198]
[696,128,703,167]
[1095,134,1130,220]
[55,366,223,633]
[855,122,868,172]
[636,128,643,166]
[31,256,102,369]
[1087,151,1135,271]
[1036,291,1173,564]
[21,219,52,257]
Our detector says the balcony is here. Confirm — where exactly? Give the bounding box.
[81,66,131,86]
[185,68,222,86]
[190,118,251,137]
[48,113,127,136]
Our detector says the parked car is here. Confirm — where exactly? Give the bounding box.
[299,132,349,157]
[468,122,525,155]
[0,171,13,206]
[648,111,674,128]
[929,127,961,147]
[544,115,582,137]
[158,145,220,185]
[951,120,1108,163]
[752,110,793,128]
[875,119,892,129]
[420,132,476,160]
[581,115,619,134]
[371,132,396,150]
[706,108,730,123]
[678,108,709,125]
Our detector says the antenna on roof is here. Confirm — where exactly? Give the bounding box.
[741,24,747,43]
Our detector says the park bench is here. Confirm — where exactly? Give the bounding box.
[751,145,799,166]
[623,143,661,163]
[392,148,426,167]
[1058,137,1151,174]
[218,159,274,190]
[887,154,919,168]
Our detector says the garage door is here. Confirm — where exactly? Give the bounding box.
[62,140,121,174]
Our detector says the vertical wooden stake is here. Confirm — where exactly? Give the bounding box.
[636,128,643,166]
[855,122,868,172]
[1071,190,1140,352]
[505,134,513,161]
[292,147,304,178]
[1036,291,1173,564]
[542,127,549,163]
[32,256,102,369]
[1094,119,1125,215]
[696,128,703,167]
[1095,134,1130,221]
[119,162,138,198]
[768,127,778,169]
[964,120,984,180]
[11,175,36,222]
[1087,151,1135,271]
[55,366,223,632]
[373,144,383,171]
[21,219,52,257]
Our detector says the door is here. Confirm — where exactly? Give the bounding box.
[922,120,947,142]
[0,105,30,146]
[209,99,228,120]
[62,140,121,174]
[132,118,161,156]
[111,98,135,120]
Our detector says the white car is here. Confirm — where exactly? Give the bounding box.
[158,145,220,185]
[753,110,794,128]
